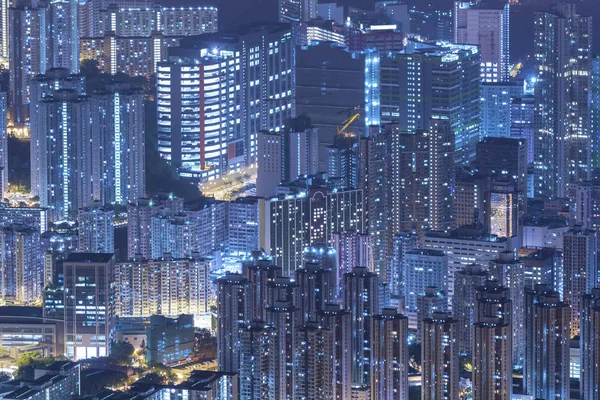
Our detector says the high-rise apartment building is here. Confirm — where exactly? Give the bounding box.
[510,95,535,164]
[9,1,49,124]
[489,251,525,363]
[533,3,592,198]
[421,312,459,400]
[318,303,351,400]
[331,231,371,298]
[217,272,251,373]
[563,226,597,336]
[417,286,448,338]
[581,288,600,400]
[63,253,115,360]
[294,322,333,399]
[454,0,510,82]
[452,264,488,355]
[454,170,491,229]
[593,57,600,168]
[376,39,481,164]
[48,0,79,74]
[524,287,570,399]
[403,249,448,318]
[570,181,600,230]
[31,89,92,221]
[0,225,42,305]
[150,212,196,259]
[472,316,512,400]
[0,92,6,199]
[268,176,364,276]
[90,84,145,205]
[126,193,184,260]
[388,232,419,300]
[294,262,334,326]
[115,256,211,318]
[343,266,379,387]
[239,321,276,399]
[370,308,409,400]
[77,204,114,253]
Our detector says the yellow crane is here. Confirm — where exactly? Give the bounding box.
[337,112,361,137]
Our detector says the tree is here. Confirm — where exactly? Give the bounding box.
[109,342,135,365]
[14,351,61,380]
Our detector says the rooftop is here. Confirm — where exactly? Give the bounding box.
[65,253,114,263]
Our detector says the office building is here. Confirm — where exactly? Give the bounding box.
[475,137,528,206]
[481,82,523,137]
[370,308,409,400]
[489,251,525,363]
[377,39,481,164]
[452,264,488,355]
[563,226,598,337]
[115,255,211,318]
[421,312,459,400]
[581,288,600,400]
[488,181,519,238]
[343,266,379,387]
[146,314,194,365]
[158,24,295,181]
[63,253,115,360]
[294,322,333,399]
[296,42,367,168]
[429,118,455,233]
[403,249,448,317]
[454,0,510,82]
[524,286,570,398]
[280,0,317,23]
[510,95,535,164]
[533,3,592,198]
[217,272,250,373]
[77,204,114,253]
[454,171,491,229]
[0,225,42,305]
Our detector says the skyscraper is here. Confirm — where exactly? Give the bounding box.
[331,231,372,297]
[318,303,351,400]
[239,321,276,399]
[370,308,409,400]
[489,251,525,363]
[48,0,79,73]
[428,118,455,233]
[417,286,448,339]
[294,322,333,399]
[378,39,481,164]
[421,312,460,400]
[388,232,419,301]
[481,82,523,138]
[580,288,600,400]
[533,3,592,198]
[343,266,379,387]
[452,264,488,355]
[295,262,334,326]
[31,89,92,221]
[217,272,251,373]
[563,226,598,336]
[454,0,510,82]
[9,0,49,124]
[403,249,448,320]
[279,0,317,22]
[77,204,114,253]
[0,92,6,199]
[0,225,42,305]
[524,289,570,399]
[63,253,115,360]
